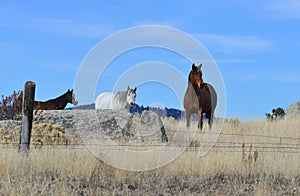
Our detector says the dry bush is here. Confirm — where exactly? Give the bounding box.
[0,122,82,147]
[0,91,23,120]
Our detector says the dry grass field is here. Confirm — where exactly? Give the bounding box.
[0,116,299,195]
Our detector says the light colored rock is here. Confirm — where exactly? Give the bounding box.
[87,110,168,144]
[0,110,168,146]
[131,110,168,143]
[286,101,300,117]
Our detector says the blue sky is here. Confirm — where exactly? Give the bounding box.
[0,0,300,120]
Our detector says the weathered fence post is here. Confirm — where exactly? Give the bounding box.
[19,81,35,156]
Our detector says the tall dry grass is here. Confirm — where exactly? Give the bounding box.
[163,116,300,177]
[0,116,299,194]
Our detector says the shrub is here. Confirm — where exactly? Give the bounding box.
[0,91,23,120]
[265,107,285,121]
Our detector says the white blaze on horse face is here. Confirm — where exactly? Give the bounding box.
[196,64,203,87]
[72,92,78,105]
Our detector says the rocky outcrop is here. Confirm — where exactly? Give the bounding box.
[132,110,168,142]
[74,110,168,145]
[0,110,168,146]
[286,101,300,117]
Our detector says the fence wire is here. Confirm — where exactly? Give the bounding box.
[1,131,300,154]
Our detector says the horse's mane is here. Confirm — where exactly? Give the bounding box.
[115,91,127,103]
[188,72,192,84]
[47,91,69,102]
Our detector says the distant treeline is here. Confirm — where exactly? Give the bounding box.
[130,105,183,119]
[69,103,184,120]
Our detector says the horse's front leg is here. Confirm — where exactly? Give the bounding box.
[197,108,203,130]
[186,110,191,128]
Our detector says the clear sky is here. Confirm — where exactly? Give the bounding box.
[1,0,299,121]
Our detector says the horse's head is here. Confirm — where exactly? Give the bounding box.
[66,89,78,106]
[188,63,204,87]
[126,86,137,107]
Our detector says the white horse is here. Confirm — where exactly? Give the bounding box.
[95,86,137,110]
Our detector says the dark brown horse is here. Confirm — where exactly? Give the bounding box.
[184,63,217,130]
[34,89,78,110]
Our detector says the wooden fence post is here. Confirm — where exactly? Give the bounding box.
[19,81,35,156]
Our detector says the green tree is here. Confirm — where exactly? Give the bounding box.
[265,107,285,121]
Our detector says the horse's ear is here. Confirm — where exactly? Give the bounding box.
[192,63,199,71]
[70,89,73,93]
[133,87,137,92]
[127,86,130,91]
[199,63,202,69]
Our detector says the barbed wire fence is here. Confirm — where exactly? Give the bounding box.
[1,130,300,154]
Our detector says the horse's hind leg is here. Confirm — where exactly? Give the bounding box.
[208,112,214,129]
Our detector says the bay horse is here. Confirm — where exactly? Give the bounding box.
[183,63,217,130]
[95,86,137,110]
[34,89,78,110]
